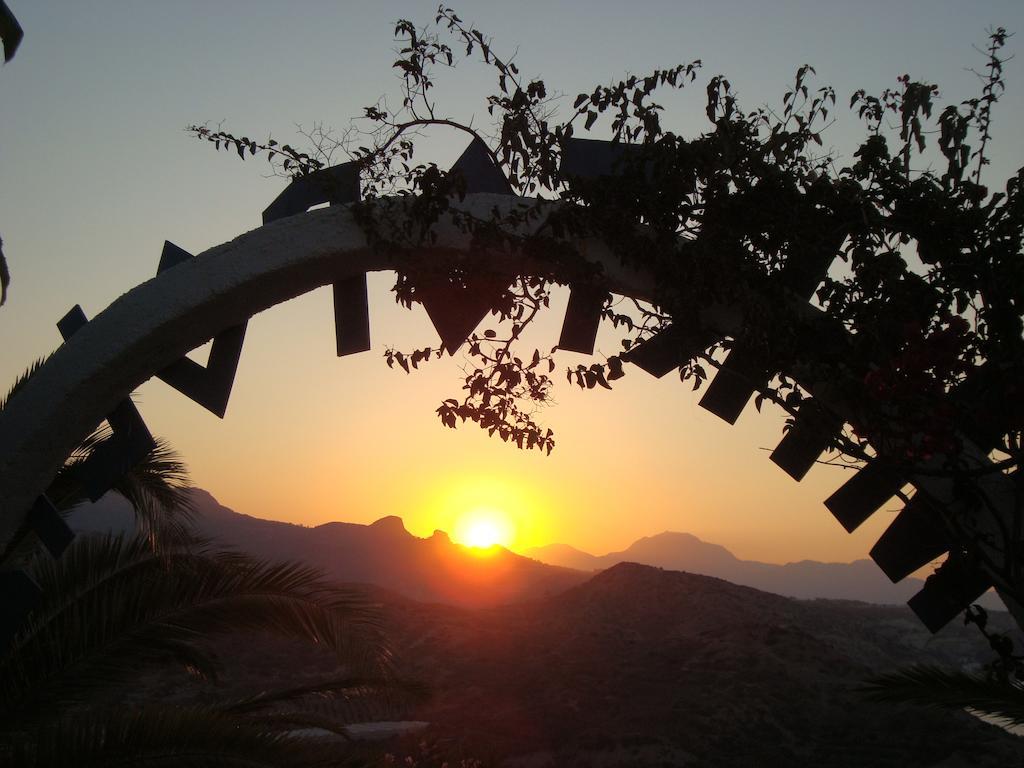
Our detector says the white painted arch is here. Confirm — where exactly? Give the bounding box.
[0,191,1018,631]
[0,194,653,547]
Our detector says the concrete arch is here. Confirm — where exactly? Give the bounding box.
[0,191,1017,632]
[0,194,650,547]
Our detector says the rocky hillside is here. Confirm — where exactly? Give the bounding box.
[381,563,1022,767]
[71,496,1024,765]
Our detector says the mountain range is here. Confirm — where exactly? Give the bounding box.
[70,489,587,608]
[131,559,1023,766]
[72,488,1002,610]
[525,534,1005,609]
[70,489,1023,764]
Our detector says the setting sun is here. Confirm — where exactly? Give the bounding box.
[454,508,513,550]
[422,475,549,553]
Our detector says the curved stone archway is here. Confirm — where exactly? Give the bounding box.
[0,187,1018,634]
[0,193,651,545]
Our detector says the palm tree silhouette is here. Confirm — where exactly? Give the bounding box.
[0,358,194,568]
[0,533,410,765]
[0,363,421,765]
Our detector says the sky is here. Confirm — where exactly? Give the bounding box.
[2,1,1024,564]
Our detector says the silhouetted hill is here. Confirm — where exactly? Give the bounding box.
[526,531,1005,609]
[71,492,1023,765]
[75,490,1002,610]
[384,563,1022,766]
[523,542,602,572]
[70,490,588,608]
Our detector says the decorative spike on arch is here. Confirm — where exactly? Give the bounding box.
[623,327,684,378]
[153,242,248,417]
[157,239,194,273]
[558,287,606,355]
[449,137,515,195]
[909,558,993,633]
[416,274,513,355]
[58,305,156,501]
[334,276,371,357]
[560,137,642,180]
[781,234,845,301]
[623,325,716,379]
[26,494,73,558]
[870,495,952,583]
[769,401,842,482]
[411,141,519,353]
[698,344,767,425]
[824,459,905,533]
[261,163,362,225]
[263,163,371,357]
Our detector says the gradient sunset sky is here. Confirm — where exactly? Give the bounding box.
[3,1,1023,563]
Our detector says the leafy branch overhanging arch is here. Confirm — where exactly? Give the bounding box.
[1,12,1022,641]
[0,182,1018,635]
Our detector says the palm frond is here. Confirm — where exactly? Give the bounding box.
[0,357,51,412]
[56,429,196,548]
[3,362,195,558]
[4,705,359,768]
[60,430,195,528]
[0,534,389,720]
[43,426,112,511]
[861,665,1024,726]
[225,675,430,724]
[226,675,427,713]
[108,436,196,548]
[236,710,356,742]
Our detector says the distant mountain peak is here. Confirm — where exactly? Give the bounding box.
[369,515,408,534]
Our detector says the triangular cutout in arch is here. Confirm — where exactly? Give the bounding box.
[153,241,247,418]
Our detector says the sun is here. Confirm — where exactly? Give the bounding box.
[454,508,513,550]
